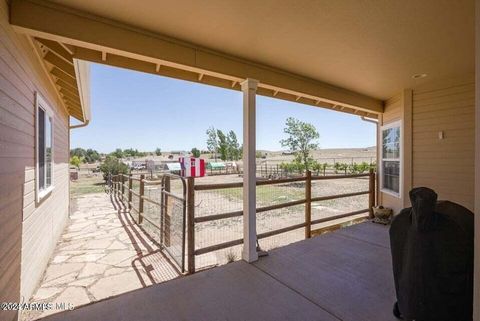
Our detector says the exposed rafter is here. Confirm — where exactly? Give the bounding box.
[43,51,75,77]
[31,36,85,121]
[10,0,383,116]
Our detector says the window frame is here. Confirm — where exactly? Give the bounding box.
[380,120,402,198]
[35,92,54,202]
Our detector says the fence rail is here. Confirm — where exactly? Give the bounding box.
[109,168,375,275]
[187,169,375,273]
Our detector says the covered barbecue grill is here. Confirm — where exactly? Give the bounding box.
[389,187,474,321]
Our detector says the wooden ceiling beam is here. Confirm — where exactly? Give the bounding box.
[43,51,75,77]
[56,78,78,93]
[50,67,77,86]
[35,37,73,63]
[60,90,80,103]
[59,85,79,99]
[59,42,75,55]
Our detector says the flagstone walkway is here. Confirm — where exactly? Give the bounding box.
[22,192,181,320]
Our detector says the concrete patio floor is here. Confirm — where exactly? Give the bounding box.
[38,222,397,321]
[22,192,180,320]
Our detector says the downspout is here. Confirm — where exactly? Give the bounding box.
[360,116,378,124]
[360,115,379,207]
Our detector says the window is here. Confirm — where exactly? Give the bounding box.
[36,93,54,201]
[381,121,401,197]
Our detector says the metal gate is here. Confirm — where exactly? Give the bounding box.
[159,174,187,272]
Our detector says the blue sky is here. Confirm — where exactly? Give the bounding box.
[71,63,376,153]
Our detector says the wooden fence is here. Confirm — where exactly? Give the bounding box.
[109,169,375,274]
[109,173,187,271]
[186,169,375,274]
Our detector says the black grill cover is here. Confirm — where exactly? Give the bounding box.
[389,187,473,321]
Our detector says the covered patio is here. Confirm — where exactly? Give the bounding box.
[1,1,477,321]
[39,222,395,321]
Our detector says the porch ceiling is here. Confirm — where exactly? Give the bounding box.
[14,0,475,102]
[10,0,389,119]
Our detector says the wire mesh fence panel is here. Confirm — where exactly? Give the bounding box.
[194,184,243,270]
[195,187,243,218]
[257,204,305,251]
[310,177,370,230]
[256,182,305,207]
[311,177,369,197]
[130,180,141,222]
[142,183,162,241]
[195,244,243,271]
[159,176,186,271]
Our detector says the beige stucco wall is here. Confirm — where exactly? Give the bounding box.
[0,1,70,319]
[379,75,475,214]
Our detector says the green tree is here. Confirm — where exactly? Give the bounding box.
[217,130,229,161]
[280,117,319,171]
[70,155,81,169]
[84,148,100,163]
[111,148,124,159]
[99,156,129,181]
[191,147,201,157]
[206,126,218,161]
[227,130,240,160]
[155,148,162,156]
[70,147,86,159]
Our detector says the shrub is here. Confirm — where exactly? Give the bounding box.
[99,156,129,181]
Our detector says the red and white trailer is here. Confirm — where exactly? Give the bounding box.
[179,157,205,177]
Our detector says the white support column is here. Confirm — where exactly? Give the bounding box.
[241,78,259,263]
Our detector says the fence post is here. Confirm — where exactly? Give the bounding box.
[128,174,132,210]
[368,168,375,219]
[305,170,312,238]
[139,174,145,224]
[164,176,171,247]
[187,177,195,274]
[121,174,125,200]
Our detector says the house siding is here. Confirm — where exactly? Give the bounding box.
[379,75,475,214]
[412,76,475,211]
[0,1,70,320]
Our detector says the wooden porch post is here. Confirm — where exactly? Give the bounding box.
[305,170,312,238]
[187,177,195,274]
[241,78,259,263]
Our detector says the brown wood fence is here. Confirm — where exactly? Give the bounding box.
[109,169,375,274]
[186,169,376,274]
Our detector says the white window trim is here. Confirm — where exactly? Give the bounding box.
[35,92,55,203]
[380,120,402,198]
